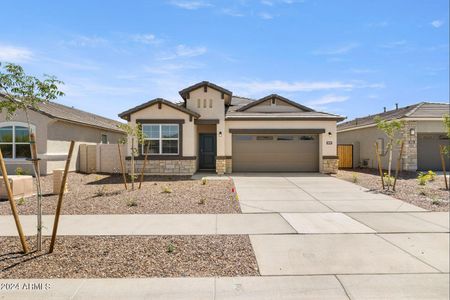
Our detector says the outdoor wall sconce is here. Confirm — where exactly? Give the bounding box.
[219,131,223,137]
[410,128,415,136]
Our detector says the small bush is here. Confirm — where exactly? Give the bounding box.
[383,173,394,186]
[162,186,172,193]
[94,186,107,197]
[15,167,26,175]
[167,242,175,253]
[351,173,358,183]
[417,171,436,185]
[126,198,138,207]
[17,197,25,205]
[201,178,207,185]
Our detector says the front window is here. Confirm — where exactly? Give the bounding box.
[0,124,31,159]
[142,124,179,155]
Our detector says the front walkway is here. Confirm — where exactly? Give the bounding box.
[0,173,449,299]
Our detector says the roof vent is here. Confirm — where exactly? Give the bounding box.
[395,103,398,110]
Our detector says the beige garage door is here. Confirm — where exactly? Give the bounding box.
[232,134,319,172]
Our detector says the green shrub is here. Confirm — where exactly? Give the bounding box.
[15,167,26,175]
[201,178,207,185]
[162,186,172,193]
[383,173,394,186]
[167,242,175,253]
[17,197,25,205]
[126,198,138,207]
[351,173,358,183]
[417,171,436,185]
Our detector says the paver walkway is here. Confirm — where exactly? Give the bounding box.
[1,173,449,299]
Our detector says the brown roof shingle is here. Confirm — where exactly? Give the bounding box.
[338,102,450,131]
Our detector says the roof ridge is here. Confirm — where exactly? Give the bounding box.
[404,102,425,117]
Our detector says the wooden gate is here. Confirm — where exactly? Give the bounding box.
[337,144,353,168]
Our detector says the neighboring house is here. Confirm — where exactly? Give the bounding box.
[0,95,125,175]
[337,102,450,171]
[118,81,344,175]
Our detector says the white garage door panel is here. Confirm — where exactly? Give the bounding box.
[233,134,319,172]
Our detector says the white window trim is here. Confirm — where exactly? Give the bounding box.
[0,122,35,160]
[142,124,179,155]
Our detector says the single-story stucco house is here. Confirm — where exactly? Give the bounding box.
[0,95,125,175]
[337,102,450,171]
[118,81,345,175]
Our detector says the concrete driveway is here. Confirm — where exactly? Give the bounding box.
[233,173,426,213]
[231,173,449,299]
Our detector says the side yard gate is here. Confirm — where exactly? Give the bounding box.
[337,144,353,169]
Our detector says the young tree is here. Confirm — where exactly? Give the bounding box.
[0,62,64,251]
[374,116,405,190]
[117,123,145,190]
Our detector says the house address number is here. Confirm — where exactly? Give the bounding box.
[326,141,333,145]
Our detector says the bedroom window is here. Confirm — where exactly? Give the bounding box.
[0,123,31,159]
[209,99,213,108]
[197,99,201,108]
[203,99,207,108]
[142,124,179,155]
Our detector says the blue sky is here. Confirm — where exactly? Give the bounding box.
[0,0,448,121]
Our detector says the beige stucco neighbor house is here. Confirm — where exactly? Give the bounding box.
[0,95,125,175]
[337,102,450,171]
[118,81,345,175]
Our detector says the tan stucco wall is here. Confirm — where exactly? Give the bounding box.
[338,119,446,171]
[1,108,124,175]
[127,103,196,157]
[186,87,226,156]
[47,120,124,173]
[225,119,338,172]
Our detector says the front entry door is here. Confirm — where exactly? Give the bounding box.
[199,134,216,169]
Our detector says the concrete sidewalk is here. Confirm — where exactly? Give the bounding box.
[0,212,447,236]
[1,274,448,300]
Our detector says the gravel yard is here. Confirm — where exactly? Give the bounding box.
[0,173,240,215]
[0,235,259,278]
[336,169,449,211]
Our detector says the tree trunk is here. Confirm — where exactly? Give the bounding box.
[387,140,393,189]
[131,138,135,190]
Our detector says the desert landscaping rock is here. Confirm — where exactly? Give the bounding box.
[0,235,259,278]
[336,169,449,212]
[0,173,240,215]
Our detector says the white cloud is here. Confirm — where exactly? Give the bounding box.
[159,44,207,60]
[379,40,407,48]
[221,8,244,17]
[143,62,203,74]
[131,34,162,45]
[431,19,444,28]
[349,68,377,74]
[63,35,108,47]
[168,0,211,10]
[259,12,274,20]
[306,94,349,107]
[0,45,33,62]
[313,43,359,55]
[222,79,384,96]
[261,0,274,6]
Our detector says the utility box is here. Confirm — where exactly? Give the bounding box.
[52,169,68,195]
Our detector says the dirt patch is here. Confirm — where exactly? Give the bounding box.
[0,235,259,278]
[0,173,240,215]
[336,169,449,212]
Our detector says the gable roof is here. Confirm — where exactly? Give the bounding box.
[338,102,450,131]
[236,94,315,112]
[226,95,344,121]
[178,81,232,103]
[0,94,124,133]
[118,98,200,121]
